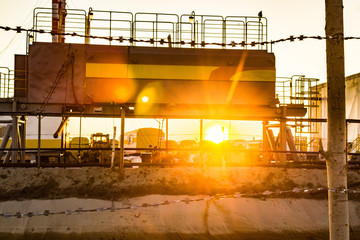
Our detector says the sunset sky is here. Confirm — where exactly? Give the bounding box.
[0,0,359,141]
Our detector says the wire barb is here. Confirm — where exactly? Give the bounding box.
[1,25,358,48]
[1,187,358,219]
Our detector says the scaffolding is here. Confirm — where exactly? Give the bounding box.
[276,76,321,156]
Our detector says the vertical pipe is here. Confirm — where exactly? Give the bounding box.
[85,16,90,44]
[37,114,41,168]
[60,120,64,164]
[20,116,26,163]
[279,119,287,163]
[111,126,116,168]
[11,101,18,163]
[262,121,269,163]
[166,118,169,155]
[109,12,112,45]
[64,120,67,166]
[79,116,82,161]
[228,120,231,163]
[120,108,125,168]
[58,0,66,43]
[325,0,349,239]
[200,119,203,165]
[222,126,225,167]
[85,8,92,45]
[0,124,12,161]
[52,0,59,43]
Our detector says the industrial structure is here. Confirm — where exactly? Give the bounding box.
[1,1,337,167]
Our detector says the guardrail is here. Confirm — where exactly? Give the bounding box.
[31,8,268,50]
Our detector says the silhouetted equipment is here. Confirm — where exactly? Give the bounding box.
[0,8,308,166]
[25,43,280,119]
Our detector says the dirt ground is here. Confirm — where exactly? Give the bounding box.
[0,167,360,201]
[1,167,360,240]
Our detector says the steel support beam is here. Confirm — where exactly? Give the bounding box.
[19,116,26,163]
[262,121,269,163]
[279,119,287,163]
[0,124,12,162]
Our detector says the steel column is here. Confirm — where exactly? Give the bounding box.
[279,119,287,163]
[0,124,12,162]
[262,121,269,163]
[19,116,26,163]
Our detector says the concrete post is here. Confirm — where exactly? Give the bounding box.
[325,0,349,239]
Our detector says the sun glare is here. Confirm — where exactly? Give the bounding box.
[142,96,149,103]
[205,125,228,144]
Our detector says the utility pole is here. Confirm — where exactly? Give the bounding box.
[325,0,349,239]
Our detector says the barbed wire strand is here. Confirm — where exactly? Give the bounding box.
[0,187,358,219]
[0,26,359,48]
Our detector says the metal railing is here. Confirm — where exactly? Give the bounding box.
[32,7,87,44]
[31,8,268,50]
[0,69,27,99]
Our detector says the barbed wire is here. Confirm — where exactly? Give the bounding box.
[0,187,358,219]
[1,26,359,48]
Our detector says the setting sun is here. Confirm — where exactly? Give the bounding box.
[142,96,149,103]
[205,125,228,144]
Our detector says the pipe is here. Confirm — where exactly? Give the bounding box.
[111,126,116,168]
[53,116,69,138]
[52,0,59,43]
[59,0,66,43]
[0,124,12,161]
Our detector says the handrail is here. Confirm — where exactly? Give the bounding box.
[31,7,268,50]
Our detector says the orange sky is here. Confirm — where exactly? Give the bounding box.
[66,117,262,142]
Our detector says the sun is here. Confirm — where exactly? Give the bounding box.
[142,96,149,103]
[205,125,228,144]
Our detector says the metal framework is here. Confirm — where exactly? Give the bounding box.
[30,8,268,50]
[275,76,321,154]
[0,8,318,168]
